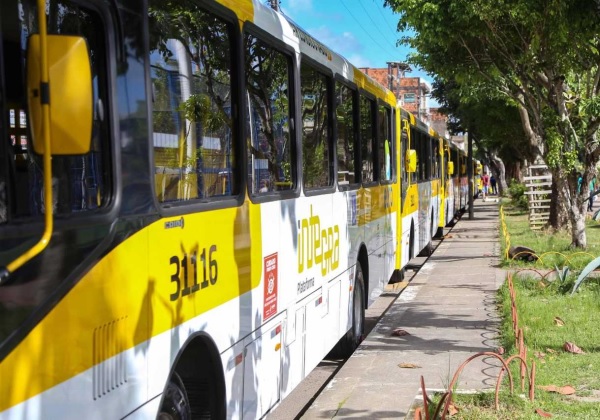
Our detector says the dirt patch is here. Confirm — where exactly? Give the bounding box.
[567,389,600,403]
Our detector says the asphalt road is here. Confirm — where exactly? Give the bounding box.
[266,258,426,420]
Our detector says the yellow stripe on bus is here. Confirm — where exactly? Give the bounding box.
[0,202,262,412]
[431,179,440,197]
[403,184,419,216]
[352,68,387,99]
[217,0,254,23]
[357,185,393,225]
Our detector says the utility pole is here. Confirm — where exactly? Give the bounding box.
[467,132,474,219]
[386,61,411,104]
[269,0,280,11]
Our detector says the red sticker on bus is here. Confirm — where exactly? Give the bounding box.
[263,253,278,320]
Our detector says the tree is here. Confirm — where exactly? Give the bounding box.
[432,80,531,196]
[385,0,600,247]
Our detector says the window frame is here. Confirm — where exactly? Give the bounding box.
[358,90,378,187]
[409,126,418,184]
[425,134,433,181]
[148,2,246,216]
[377,100,394,186]
[298,54,335,196]
[451,148,459,179]
[243,23,300,203]
[404,92,416,103]
[333,76,360,192]
[432,137,441,180]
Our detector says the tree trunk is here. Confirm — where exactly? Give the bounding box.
[549,174,569,230]
[569,200,587,249]
[552,169,586,247]
[489,155,507,196]
[504,161,522,183]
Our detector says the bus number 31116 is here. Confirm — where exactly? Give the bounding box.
[169,245,218,301]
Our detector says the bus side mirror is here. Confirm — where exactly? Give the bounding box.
[405,149,417,173]
[447,162,454,175]
[27,34,93,155]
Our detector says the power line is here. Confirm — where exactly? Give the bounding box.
[356,0,399,52]
[372,0,401,42]
[338,0,400,60]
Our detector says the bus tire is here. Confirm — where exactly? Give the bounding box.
[328,262,365,359]
[419,240,433,257]
[419,215,434,257]
[389,267,405,283]
[409,225,415,261]
[158,372,191,420]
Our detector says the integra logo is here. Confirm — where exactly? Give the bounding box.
[165,217,184,230]
[297,205,340,275]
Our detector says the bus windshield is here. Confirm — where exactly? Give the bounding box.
[0,0,109,344]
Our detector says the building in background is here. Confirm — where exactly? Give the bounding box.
[429,108,449,139]
[359,65,448,135]
[359,65,429,122]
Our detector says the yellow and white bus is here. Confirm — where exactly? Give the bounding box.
[394,110,442,269]
[0,0,406,418]
[448,140,469,220]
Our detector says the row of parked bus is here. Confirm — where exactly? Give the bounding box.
[0,0,478,418]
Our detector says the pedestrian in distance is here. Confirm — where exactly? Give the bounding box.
[481,172,490,201]
[490,175,497,195]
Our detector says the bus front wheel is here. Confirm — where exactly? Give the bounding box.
[158,372,191,420]
[328,262,365,358]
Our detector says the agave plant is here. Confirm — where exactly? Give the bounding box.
[570,256,600,295]
[553,264,570,285]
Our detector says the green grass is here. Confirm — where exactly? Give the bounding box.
[441,277,600,419]
[443,204,600,419]
[501,202,600,270]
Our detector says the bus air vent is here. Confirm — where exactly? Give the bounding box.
[92,316,128,399]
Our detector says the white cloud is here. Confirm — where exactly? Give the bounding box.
[306,26,364,58]
[303,27,375,67]
[281,0,313,20]
[346,54,373,68]
[287,0,313,12]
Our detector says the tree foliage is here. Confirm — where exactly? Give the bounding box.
[432,80,530,166]
[385,0,600,247]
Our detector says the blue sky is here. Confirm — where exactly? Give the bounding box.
[279,0,434,85]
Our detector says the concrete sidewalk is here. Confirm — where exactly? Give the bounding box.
[302,199,505,419]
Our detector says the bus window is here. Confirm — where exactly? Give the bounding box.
[335,82,357,186]
[0,0,109,223]
[149,5,237,202]
[245,33,294,194]
[452,149,459,178]
[401,122,408,185]
[432,141,440,179]
[423,134,430,180]
[411,128,419,183]
[359,95,375,183]
[300,61,332,190]
[427,136,434,180]
[378,105,392,182]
